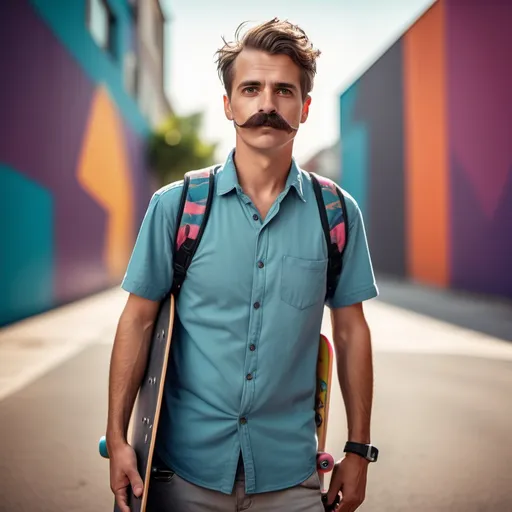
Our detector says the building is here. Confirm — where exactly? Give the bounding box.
[0,0,171,326]
[339,0,512,301]
[130,0,172,126]
[301,141,340,182]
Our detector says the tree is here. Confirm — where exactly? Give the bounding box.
[148,111,217,187]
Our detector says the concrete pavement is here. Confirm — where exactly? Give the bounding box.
[375,274,512,342]
[0,284,511,511]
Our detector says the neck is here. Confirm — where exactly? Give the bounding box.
[233,139,294,197]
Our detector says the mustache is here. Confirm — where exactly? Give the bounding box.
[234,112,297,133]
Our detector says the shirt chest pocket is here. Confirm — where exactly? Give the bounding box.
[280,255,328,310]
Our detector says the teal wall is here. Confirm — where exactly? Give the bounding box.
[30,0,149,137]
[339,82,369,222]
[0,166,54,324]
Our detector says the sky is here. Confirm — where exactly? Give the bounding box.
[161,0,435,165]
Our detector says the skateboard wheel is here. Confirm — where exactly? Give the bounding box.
[316,452,334,473]
[99,436,109,459]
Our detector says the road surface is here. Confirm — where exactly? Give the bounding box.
[0,282,511,512]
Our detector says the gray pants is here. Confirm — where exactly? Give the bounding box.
[146,455,324,511]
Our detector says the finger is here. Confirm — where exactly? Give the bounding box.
[114,489,131,512]
[336,500,350,512]
[337,496,362,512]
[127,467,144,498]
[326,488,340,507]
[324,493,342,512]
[326,464,341,505]
[337,501,353,512]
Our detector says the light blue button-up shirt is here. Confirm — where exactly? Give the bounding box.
[121,149,378,495]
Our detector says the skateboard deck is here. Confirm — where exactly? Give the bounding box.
[315,333,340,510]
[316,334,333,462]
[99,293,175,512]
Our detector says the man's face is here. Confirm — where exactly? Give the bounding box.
[223,48,311,152]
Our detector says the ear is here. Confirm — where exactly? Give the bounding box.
[223,95,233,121]
[300,95,312,124]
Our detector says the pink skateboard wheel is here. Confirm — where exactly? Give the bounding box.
[316,452,334,473]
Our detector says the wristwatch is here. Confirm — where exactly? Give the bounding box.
[344,441,379,462]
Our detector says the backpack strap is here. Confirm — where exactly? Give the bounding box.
[310,173,349,300]
[171,166,217,295]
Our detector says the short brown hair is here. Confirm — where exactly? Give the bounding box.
[215,18,321,100]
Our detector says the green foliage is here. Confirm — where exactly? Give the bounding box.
[148,111,218,186]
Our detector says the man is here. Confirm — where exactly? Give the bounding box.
[106,18,378,512]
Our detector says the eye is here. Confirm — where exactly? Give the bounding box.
[277,88,292,95]
[242,86,258,94]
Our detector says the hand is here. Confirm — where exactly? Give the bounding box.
[325,453,369,511]
[108,441,144,512]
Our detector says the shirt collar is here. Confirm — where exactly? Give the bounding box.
[216,149,306,202]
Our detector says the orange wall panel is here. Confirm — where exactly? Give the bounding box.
[403,1,449,287]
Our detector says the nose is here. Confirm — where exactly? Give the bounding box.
[258,86,277,114]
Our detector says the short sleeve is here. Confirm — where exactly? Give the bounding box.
[325,192,379,309]
[121,184,182,301]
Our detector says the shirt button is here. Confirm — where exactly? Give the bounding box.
[253,302,260,309]
[257,261,264,268]
[249,344,256,351]
[240,417,247,424]
[252,214,259,221]
[246,373,253,380]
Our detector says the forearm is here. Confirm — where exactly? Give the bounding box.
[106,310,155,447]
[334,319,373,444]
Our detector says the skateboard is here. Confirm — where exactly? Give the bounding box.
[316,333,340,511]
[99,309,337,511]
[99,293,175,512]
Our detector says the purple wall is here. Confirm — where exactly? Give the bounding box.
[0,0,152,325]
[339,0,512,301]
[447,0,512,298]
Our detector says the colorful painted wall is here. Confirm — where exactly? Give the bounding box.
[340,0,512,300]
[0,0,153,326]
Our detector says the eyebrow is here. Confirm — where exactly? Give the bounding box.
[238,80,298,91]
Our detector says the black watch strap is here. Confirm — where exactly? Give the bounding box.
[344,441,379,462]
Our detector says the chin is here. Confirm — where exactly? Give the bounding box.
[240,132,295,152]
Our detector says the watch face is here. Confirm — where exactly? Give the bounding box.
[369,446,378,462]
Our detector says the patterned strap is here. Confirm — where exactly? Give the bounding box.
[310,173,349,299]
[176,168,213,251]
[311,174,348,254]
[172,166,216,294]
